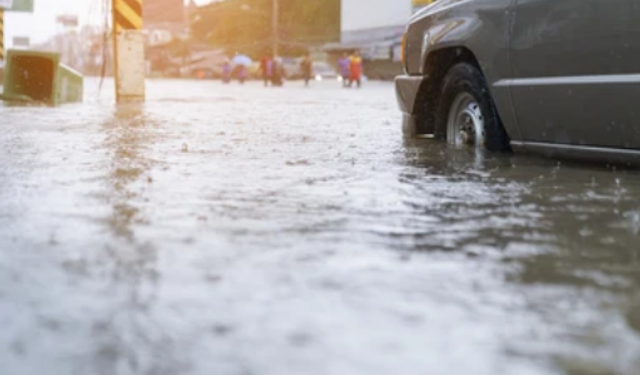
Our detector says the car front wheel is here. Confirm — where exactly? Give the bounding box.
[436,63,510,152]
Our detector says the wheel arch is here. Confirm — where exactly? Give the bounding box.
[413,46,483,136]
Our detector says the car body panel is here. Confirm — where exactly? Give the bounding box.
[511,141,640,166]
[395,76,426,114]
[508,0,635,149]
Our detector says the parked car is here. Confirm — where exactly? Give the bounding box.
[183,51,227,79]
[281,57,301,79]
[312,61,339,82]
[279,58,335,81]
[396,0,640,163]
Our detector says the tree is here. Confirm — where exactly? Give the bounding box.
[190,0,340,57]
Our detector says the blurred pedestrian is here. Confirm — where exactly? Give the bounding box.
[271,58,284,87]
[349,51,363,88]
[338,52,351,87]
[222,59,232,84]
[300,53,313,87]
[260,54,274,87]
[237,64,247,84]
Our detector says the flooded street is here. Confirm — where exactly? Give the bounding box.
[1,78,639,375]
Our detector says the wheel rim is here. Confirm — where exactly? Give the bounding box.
[446,92,485,147]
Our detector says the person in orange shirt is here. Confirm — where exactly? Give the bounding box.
[349,51,363,88]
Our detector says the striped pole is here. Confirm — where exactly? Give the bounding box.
[0,8,4,63]
[112,0,145,103]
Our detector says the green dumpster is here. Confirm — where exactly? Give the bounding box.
[0,49,83,106]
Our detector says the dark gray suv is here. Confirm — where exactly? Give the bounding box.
[396,0,640,163]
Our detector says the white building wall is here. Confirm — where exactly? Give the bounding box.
[341,0,412,32]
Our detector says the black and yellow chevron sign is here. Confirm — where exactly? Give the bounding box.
[113,0,143,32]
[0,9,4,61]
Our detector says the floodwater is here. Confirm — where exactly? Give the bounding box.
[0,79,639,375]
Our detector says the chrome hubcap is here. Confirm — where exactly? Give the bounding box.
[447,92,485,147]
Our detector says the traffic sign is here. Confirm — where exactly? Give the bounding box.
[0,0,14,9]
[3,0,33,12]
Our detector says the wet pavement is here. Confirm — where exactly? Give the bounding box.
[0,78,639,375]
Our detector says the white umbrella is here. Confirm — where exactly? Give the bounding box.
[231,54,253,67]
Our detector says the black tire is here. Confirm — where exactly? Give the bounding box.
[435,63,510,152]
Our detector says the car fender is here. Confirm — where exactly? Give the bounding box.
[407,0,523,142]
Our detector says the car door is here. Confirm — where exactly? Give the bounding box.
[508,0,633,149]
[621,2,640,149]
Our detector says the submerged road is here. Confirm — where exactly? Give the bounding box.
[0,79,639,375]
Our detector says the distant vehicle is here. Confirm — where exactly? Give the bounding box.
[281,57,300,79]
[276,59,337,81]
[395,0,640,164]
[180,50,226,79]
[312,61,339,82]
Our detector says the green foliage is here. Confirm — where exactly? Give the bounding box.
[190,0,340,57]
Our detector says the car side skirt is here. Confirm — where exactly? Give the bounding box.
[511,141,640,166]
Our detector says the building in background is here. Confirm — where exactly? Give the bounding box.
[323,0,408,79]
[32,24,113,76]
[324,0,437,79]
[143,0,199,77]
[143,0,186,35]
[341,0,412,35]
[22,0,436,79]
[7,0,191,78]
[338,0,437,55]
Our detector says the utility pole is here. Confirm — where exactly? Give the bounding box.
[112,0,145,103]
[0,8,4,64]
[272,0,278,58]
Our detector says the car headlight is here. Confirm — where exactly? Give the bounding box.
[400,32,408,72]
[420,32,431,74]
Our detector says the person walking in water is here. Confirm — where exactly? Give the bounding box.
[349,51,363,88]
[338,52,351,87]
[237,64,247,84]
[221,58,232,84]
[300,53,313,87]
[271,57,284,87]
[260,54,274,87]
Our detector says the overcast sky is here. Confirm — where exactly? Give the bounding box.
[3,0,212,46]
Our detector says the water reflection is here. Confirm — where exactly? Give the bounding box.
[79,105,174,374]
[400,138,640,285]
[399,139,640,372]
[103,105,154,239]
